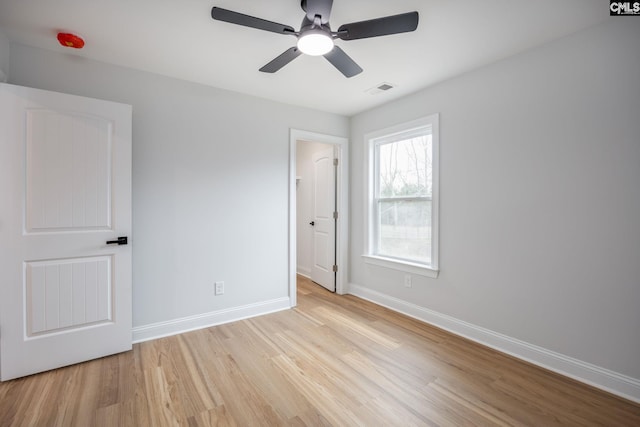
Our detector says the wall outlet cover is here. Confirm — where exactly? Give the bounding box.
[215,281,224,295]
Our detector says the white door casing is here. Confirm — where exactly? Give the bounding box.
[289,129,348,306]
[310,147,336,291]
[0,83,132,381]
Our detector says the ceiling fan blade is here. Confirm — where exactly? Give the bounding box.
[259,47,303,73]
[324,46,362,78]
[336,11,419,40]
[302,0,333,24]
[211,7,296,35]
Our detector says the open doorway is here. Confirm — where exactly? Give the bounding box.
[289,130,348,307]
[297,141,336,292]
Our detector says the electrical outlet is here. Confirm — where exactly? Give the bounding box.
[404,274,412,288]
[215,281,225,295]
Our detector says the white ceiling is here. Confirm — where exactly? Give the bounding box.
[0,0,606,116]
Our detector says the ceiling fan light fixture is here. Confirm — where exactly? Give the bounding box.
[297,30,334,56]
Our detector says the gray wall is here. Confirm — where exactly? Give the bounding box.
[349,18,640,380]
[8,43,349,328]
[0,28,9,81]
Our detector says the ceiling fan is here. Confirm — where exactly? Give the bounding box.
[211,0,419,78]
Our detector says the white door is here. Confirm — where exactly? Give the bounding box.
[0,83,132,381]
[310,146,336,291]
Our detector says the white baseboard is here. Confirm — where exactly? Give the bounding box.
[132,297,291,344]
[296,267,311,278]
[348,283,640,404]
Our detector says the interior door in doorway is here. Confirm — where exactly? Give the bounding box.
[310,146,336,291]
[0,83,133,381]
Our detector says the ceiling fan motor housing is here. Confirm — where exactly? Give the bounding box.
[300,15,331,34]
[301,0,333,24]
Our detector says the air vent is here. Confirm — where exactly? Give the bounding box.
[366,82,396,95]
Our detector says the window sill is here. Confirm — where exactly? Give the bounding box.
[362,255,439,279]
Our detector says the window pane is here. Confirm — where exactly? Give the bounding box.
[378,135,432,198]
[377,199,431,263]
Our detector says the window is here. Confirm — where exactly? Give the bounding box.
[365,115,439,277]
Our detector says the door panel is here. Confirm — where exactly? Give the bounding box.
[310,147,336,291]
[0,83,132,381]
[26,256,112,336]
[26,110,112,231]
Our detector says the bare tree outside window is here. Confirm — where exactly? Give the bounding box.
[366,114,439,275]
[376,132,433,263]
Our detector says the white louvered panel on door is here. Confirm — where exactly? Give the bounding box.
[25,256,112,337]
[26,109,112,232]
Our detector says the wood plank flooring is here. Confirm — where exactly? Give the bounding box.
[1,275,639,426]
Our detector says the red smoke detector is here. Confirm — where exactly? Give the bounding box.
[57,33,85,49]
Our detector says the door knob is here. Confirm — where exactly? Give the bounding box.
[106,236,128,245]
[309,221,315,226]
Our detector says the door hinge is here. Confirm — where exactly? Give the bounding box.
[333,211,338,220]
[332,265,338,272]
[333,158,338,166]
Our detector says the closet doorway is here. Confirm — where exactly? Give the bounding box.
[297,141,336,291]
[289,130,348,306]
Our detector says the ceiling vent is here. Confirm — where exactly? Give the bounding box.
[367,82,395,95]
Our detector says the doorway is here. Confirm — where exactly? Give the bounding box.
[289,130,348,307]
[297,141,336,291]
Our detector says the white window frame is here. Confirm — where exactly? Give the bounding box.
[363,114,439,278]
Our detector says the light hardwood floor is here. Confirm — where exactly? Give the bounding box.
[1,275,639,426]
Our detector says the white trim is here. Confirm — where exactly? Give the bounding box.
[362,254,439,278]
[132,297,290,343]
[289,129,349,303]
[431,116,440,271]
[364,114,440,273]
[296,267,311,278]
[348,283,640,404]
[365,116,435,142]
